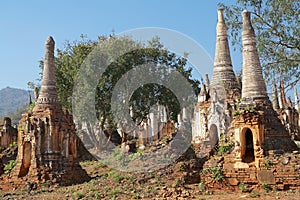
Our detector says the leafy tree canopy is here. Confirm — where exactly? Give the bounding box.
[38,34,199,127]
[219,0,299,91]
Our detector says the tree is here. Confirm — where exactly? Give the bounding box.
[39,34,199,128]
[219,0,299,92]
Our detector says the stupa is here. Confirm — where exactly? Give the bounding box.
[12,36,89,185]
[232,11,297,167]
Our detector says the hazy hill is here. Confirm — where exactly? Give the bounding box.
[0,87,32,120]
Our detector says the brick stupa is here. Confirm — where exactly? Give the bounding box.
[232,11,297,167]
[12,36,89,185]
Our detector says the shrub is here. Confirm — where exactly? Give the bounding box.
[198,182,206,192]
[264,159,273,169]
[132,194,140,199]
[249,191,260,198]
[239,183,248,193]
[201,167,224,182]
[9,141,17,148]
[173,178,184,187]
[94,191,101,199]
[73,191,85,199]
[4,160,16,174]
[109,188,120,197]
[261,183,270,192]
[217,145,231,155]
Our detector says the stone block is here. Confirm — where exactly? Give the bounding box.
[223,163,235,171]
[228,178,239,186]
[257,170,275,184]
[249,172,256,180]
[234,162,249,169]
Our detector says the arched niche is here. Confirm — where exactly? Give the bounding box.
[18,141,32,177]
[241,128,255,163]
[209,124,219,148]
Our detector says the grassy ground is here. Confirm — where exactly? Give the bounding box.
[0,160,300,200]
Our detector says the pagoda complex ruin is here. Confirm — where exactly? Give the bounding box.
[197,9,300,191]
[192,9,298,167]
[0,7,298,193]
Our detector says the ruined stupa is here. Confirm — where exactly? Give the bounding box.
[192,9,240,145]
[272,82,300,139]
[232,11,297,167]
[12,36,89,185]
[0,117,17,148]
[34,36,60,109]
[272,83,280,112]
[210,8,241,100]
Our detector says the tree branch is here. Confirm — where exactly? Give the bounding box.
[250,11,300,51]
[264,59,300,66]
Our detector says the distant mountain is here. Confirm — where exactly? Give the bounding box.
[0,87,32,119]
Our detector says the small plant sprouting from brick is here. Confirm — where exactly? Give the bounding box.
[249,191,260,198]
[132,193,141,199]
[264,159,274,169]
[4,160,16,174]
[176,162,186,171]
[215,134,234,156]
[9,141,17,148]
[198,181,206,192]
[239,183,248,193]
[107,170,126,183]
[201,167,224,183]
[261,183,270,192]
[109,188,120,197]
[173,178,185,187]
[128,148,143,160]
[216,145,232,156]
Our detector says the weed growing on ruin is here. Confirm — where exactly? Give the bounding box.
[198,181,206,192]
[239,183,248,193]
[93,191,102,199]
[175,161,186,171]
[132,193,141,199]
[73,191,85,199]
[288,189,295,193]
[216,145,232,155]
[173,178,185,187]
[9,141,17,148]
[261,183,270,192]
[264,159,274,169]
[128,148,143,160]
[249,191,260,198]
[109,188,120,197]
[4,160,16,174]
[201,167,224,182]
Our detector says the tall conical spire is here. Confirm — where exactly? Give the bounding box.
[279,80,288,108]
[272,83,280,111]
[295,87,299,111]
[35,36,59,108]
[205,74,210,89]
[239,11,297,152]
[198,84,208,103]
[210,9,240,94]
[241,10,267,101]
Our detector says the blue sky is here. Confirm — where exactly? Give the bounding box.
[1,0,241,90]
